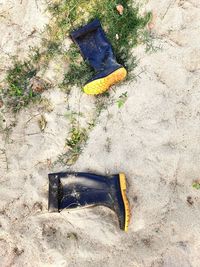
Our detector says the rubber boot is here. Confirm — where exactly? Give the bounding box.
[70,19,127,95]
[48,172,130,231]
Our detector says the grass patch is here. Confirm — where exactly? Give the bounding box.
[55,112,88,166]
[55,0,151,89]
[54,96,111,166]
[5,60,40,112]
[57,123,88,165]
[117,91,128,108]
[66,125,87,151]
[192,181,200,190]
[3,0,151,110]
[4,59,52,112]
[90,1,151,68]
[141,30,162,53]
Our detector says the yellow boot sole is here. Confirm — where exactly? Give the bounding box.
[83,67,127,95]
[119,173,131,232]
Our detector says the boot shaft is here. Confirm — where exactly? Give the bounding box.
[48,172,130,231]
[71,19,120,73]
[49,172,118,210]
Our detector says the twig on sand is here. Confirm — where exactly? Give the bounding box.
[25,113,40,125]
[162,0,176,20]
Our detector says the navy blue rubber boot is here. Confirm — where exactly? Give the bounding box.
[70,19,127,95]
[48,172,130,231]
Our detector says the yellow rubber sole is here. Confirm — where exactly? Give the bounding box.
[119,173,131,232]
[83,67,127,95]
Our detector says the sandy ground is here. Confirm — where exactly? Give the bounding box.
[1,0,200,266]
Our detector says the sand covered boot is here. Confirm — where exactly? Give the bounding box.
[71,19,127,95]
[48,172,130,231]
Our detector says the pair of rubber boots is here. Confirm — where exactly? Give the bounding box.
[48,20,130,231]
[71,19,127,95]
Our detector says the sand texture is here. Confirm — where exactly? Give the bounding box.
[1,0,200,266]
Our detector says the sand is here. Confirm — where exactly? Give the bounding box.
[1,0,200,266]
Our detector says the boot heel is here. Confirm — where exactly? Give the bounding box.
[110,67,127,84]
[119,173,131,232]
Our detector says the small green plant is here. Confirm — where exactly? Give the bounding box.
[192,182,200,190]
[56,115,88,165]
[142,30,162,53]
[5,60,40,111]
[66,126,87,151]
[117,91,128,108]
[65,126,87,165]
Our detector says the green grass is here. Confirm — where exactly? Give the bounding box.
[66,126,87,150]
[54,0,151,89]
[4,59,52,112]
[117,91,128,108]
[90,1,151,67]
[192,182,200,190]
[4,60,40,112]
[55,114,88,165]
[142,30,162,53]
[3,0,151,111]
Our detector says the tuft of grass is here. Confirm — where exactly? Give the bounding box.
[117,91,128,108]
[89,0,151,69]
[66,126,87,151]
[5,60,41,112]
[192,182,200,190]
[141,30,162,53]
[56,116,88,165]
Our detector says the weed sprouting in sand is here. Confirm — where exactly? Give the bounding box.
[5,60,40,112]
[192,181,200,190]
[56,114,88,165]
[141,30,162,53]
[117,91,128,108]
[66,126,87,150]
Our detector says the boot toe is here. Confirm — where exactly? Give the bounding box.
[83,67,127,95]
